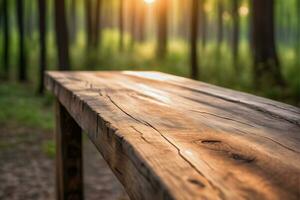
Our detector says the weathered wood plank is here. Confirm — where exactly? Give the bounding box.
[55,99,83,200]
[46,71,300,200]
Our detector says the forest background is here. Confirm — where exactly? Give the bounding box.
[0,0,299,198]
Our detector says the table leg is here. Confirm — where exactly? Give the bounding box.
[55,99,83,200]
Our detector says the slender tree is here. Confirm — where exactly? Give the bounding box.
[217,0,224,48]
[232,0,240,72]
[25,0,34,40]
[85,0,93,49]
[178,0,189,39]
[215,0,224,81]
[251,0,284,87]
[296,0,300,62]
[295,1,300,103]
[16,0,27,81]
[93,0,102,48]
[200,0,207,50]
[119,0,124,51]
[0,1,2,27]
[156,0,168,59]
[54,0,70,69]
[69,0,77,43]
[38,0,46,94]
[130,0,137,49]
[248,0,253,49]
[2,0,9,79]
[103,0,114,28]
[0,2,2,29]
[190,0,199,79]
[285,4,292,45]
[137,1,146,42]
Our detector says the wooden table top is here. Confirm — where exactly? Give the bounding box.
[45,71,300,200]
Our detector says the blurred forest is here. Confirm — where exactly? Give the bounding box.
[0,0,299,105]
[0,0,299,198]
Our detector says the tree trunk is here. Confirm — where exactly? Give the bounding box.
[0,1,2,30]
[137,1,146,42]
[200,0,207,50]
[249,0,253,50]
[16,0,27,81]
[296,0,300,62]
[119,0,124,51]
[54,0,70,70]
[130,0,136,49]
[104,0,114,28]
[25,0,33,41]
[69,0,77,43]
[285,6,292,45]
[217,0,224,47]
[232,0,240,72]
[252,0,284,88]
[93,0,102,48]
[102,1,110,29]
[190,0,199,79]
[85,0,93,49]
[156,0,168,59]
[2,0,9,79]
[38,0,46,94]
[178,0,188,39]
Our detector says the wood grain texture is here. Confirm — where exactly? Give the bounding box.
[46,71,300,200]
[56,100,83,200]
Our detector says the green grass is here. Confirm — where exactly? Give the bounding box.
[0,82,55,157]
[0,82,54,131]
[42,140,55,158]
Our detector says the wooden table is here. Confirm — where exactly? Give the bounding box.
[45,71,300,200]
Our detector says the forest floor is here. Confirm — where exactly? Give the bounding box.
[0,82,129,200]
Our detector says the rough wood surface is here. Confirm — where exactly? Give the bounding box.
[55,100,83,200]
[46,71,300,200]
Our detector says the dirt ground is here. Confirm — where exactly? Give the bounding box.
[0,124,129,200]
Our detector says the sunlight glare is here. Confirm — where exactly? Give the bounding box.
[204,3,212,12]
[239,6,249,16]
[144,0,155,4]
[122,71,170,81]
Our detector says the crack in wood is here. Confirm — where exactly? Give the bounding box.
[190,110,256,128]
[106,93,225,198]
[106,94,150,126]
[180,90,300,127]
[130,126,152,144]
[234,128,300,154]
